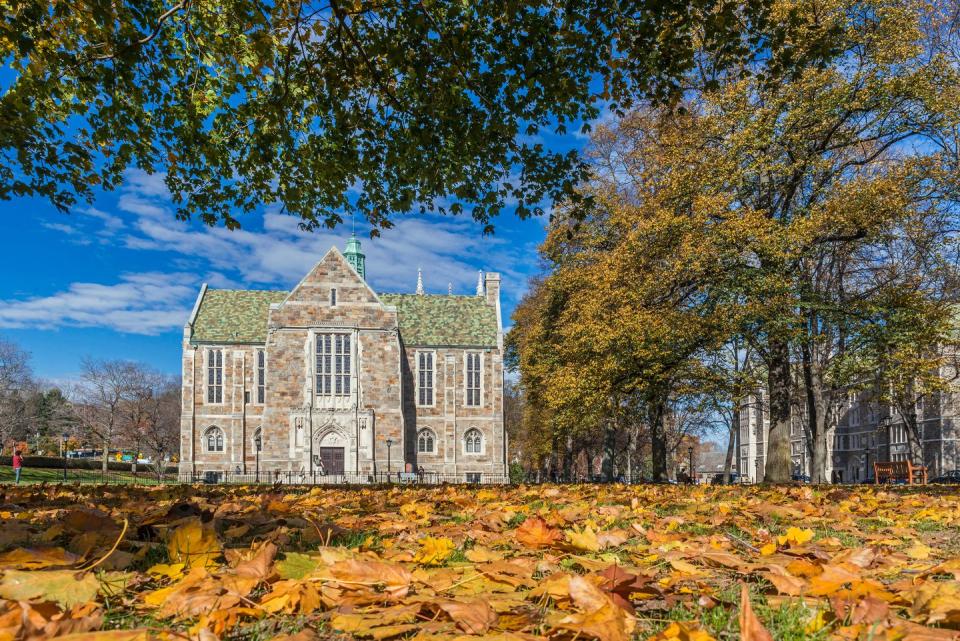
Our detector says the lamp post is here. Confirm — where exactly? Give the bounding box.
[878,416,891,461]
[62,432,68,481]
[385,438,394,481]
[688,446,695,485]
[255,432,262,483]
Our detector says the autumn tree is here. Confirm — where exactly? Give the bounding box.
[508,108,748,481]
[4,0,847,233]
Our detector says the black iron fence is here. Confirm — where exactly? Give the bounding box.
[179,470,512,486]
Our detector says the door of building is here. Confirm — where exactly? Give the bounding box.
[318,447,345,474]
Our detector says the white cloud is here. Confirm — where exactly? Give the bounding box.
[21,169,543,337]
[0,272,196,335]
[107,169,539,299]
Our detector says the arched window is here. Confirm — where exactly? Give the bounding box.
[417,429,435,454]
[253,428,262,453]
[464,428,483,455]
[205,427,225,452]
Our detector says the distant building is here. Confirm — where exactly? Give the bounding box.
[738,386,960,483]
[179,237,507,481]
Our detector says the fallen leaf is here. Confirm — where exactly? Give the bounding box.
[413,537,455,566]
[0,569,100,608]
[739,584,773,641]
[516,517,563,549]
[166,518,220,569]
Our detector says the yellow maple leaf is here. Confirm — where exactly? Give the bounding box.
[413,536,455,566]
[167,518,221,569]
[566,525,602,552]
[147,562,186,580]
[760,543,777,556]
[776,527,814,547]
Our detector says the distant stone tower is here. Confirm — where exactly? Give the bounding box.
[344,234,366,279]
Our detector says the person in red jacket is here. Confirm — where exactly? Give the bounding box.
[12,450,23,485]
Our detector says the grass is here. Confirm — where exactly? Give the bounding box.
[0,467,173,485]
[815,527,863,547]
[641,583,828,641]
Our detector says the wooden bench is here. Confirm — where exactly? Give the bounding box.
[874,460,927,485]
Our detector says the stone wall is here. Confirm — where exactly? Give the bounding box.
[181,248,507,480]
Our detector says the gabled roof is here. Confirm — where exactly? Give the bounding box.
[380,294,498,348]
[190,289,287,344]
[188,288,499,348]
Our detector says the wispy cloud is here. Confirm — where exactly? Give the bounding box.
[108,169,538,299]
[0,272,195,335]
[16,169,542,337]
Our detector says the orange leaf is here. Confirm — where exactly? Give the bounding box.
[739,584,773,641]
[515,517,563,549]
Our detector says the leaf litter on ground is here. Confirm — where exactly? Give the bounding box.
[0,483,958,640]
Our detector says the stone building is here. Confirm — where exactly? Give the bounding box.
[178,236,508,482]
[737,386,960,483]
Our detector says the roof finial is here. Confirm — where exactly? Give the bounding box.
[448,282,453,295]
[476,270,484,297]
[416,268,424,295]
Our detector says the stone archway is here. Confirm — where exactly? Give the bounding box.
[313,424,349,475]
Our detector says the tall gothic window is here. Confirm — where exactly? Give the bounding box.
[316,334,351,396]
[465,353,481,406]
[464,428,483,454]
[256,349,266,404]
[417,352,434,406]
[205,427,225,452]
[417,429,436,453]
[207,349,223,403]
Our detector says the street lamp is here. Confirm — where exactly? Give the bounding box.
[385,438,394,480]
[61,432,69,481]
[255,431,262,483]
[688,446,695,485]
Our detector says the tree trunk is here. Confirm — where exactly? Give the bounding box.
[764,334,794,483]
[562,434,573,481]
[101,437,109,474]
[801,341,832,484]
[904,387,923,467]
[649,399,668,482]
[602,416,616,482]
[723,406,738,483]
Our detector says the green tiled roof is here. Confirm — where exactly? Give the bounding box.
[190,289,499,348]
[381,294,498,347]
[191,289,287,343]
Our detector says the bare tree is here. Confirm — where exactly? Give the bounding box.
[146,381,180,482]
[0,339,33,453]
[76,358,138,474]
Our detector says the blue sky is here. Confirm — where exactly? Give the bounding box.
[0,136,586,383]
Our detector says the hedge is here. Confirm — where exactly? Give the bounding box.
[0,455,176,474]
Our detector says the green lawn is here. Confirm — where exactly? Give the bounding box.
[0,467,174,485]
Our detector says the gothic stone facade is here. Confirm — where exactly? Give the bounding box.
[737,383,960,483]
[179,246,507,481]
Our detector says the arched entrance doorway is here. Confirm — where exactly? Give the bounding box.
[313,427,347,475]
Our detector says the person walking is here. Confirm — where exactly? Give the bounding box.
[12,450,23,485]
